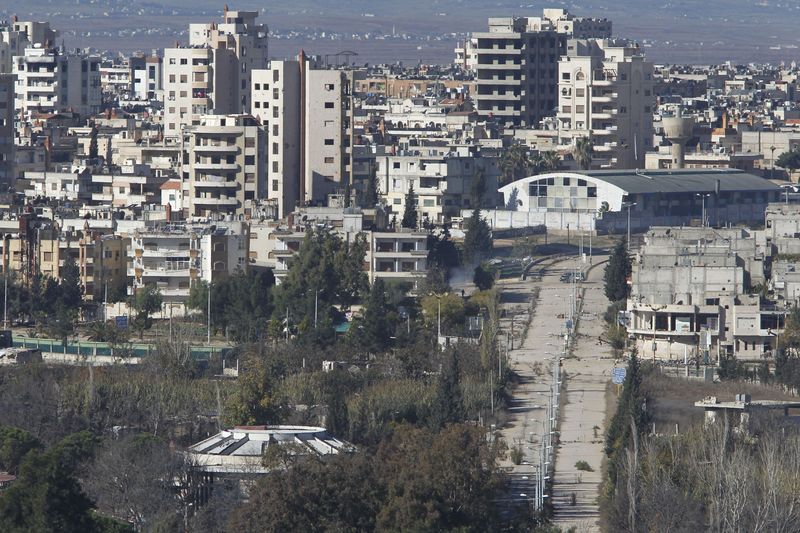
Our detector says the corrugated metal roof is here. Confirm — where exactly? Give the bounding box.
[582,169,780,194]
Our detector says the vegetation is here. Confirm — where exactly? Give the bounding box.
[129,284,162,339]
[229,424,505,533]
[776,148,800,171]
[573,136,594,170]
[462,208,493,265]
[574,460,594,472]
[401,185,418,229]
[604,239,632,303]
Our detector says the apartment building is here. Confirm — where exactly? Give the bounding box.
[13,46,101,119]
[627,226,783,361]
[163,9,267,137]
[252,60,300,218]
[376,147,500,224]
[131,55,162,102]
[251,57,354,217]
[182,114,266,218]
[0,219,127,302]
[128,221,249,308]
[0,74,14,187]
[557,39,654,168]
[472,10,612,129]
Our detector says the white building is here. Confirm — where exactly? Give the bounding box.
[13,46,101,119]
[131,55,162,102]
[557,39,654,168]
[163,9,267,137]
[128,221,249,308]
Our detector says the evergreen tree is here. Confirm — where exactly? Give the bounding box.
[105,136,113,171]
[343,179,351,209]
[431,350,464,428]
[462,208,493,265]
[364,167,380,207]
[401,185,417,229]
[88,125,98,161]
[358,278,390,353]
[604,239,632,302]
[130,284,162,339]
[58,255,83,311]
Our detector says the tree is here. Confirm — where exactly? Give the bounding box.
[333,234,369,310]
[431,350,464,429]
[343,179,351,209]
[364,167,380,207]
[130,284,162,339]
[604,239,632,302]
[356,279,391,353]
[499,144,532,186]
[88,125,98,162]
[470,168,487,208]
[473,264,495,291]
[0,426,41,475]
[462,208,493,265]
[105,136,113,171]
[401,185,418,229]
[541,150,560,172]
[574,136,594,170]
[776,149,800,171]
[604,351,648,485]
[0,431,104,533]
[58,255,83,312]
[223,354,280,426]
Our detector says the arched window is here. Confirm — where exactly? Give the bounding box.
[575,71,585,81]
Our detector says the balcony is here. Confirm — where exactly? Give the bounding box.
[194,143,239,153]
[127,267,192,278]
[192,197,239,207]
[194,176,239,188]
[193,161,239,171]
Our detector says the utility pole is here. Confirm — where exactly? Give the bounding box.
[314,289,318,329]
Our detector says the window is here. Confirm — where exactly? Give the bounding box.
[245,155,255,165]
[180,75,187,83]
[575,88,585,97]
[255,83,261,90]
[324,157,335,164]
[273,70,279,82]
[324,83,335,90]
[272,161,278,172]
[272,180,279,191]
[324,139,334,145]
[393,162,401,169]
[561,72,570,80]
[324,102,334,109]
[180,58,188,65]
[272,143,279,155]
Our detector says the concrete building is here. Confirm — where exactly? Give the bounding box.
[627,226,784,361]
[0,20,56,73]
[471,10,611,128]
[131,55,162,102]
[557,39,654,168]
[0,74,14,186]
[251,57,354,217]
[497,169,781,232]
[183,114,266,218]
[163,9,267,137]
[252,60,300,218]
[127,221,249,309]
[376,147,500,224]
[13,46,101,119]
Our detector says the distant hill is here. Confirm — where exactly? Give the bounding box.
[3,0,800,64]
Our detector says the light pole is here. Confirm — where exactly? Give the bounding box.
[781,184,795,205]
[695,193,711,227]
[622,201,636,250]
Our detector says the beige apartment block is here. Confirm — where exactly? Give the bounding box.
[183,114,266,218]
[557,39,654,168]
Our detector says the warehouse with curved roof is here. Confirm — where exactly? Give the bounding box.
[497,168,781,232]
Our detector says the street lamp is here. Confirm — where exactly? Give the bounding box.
[780,184,796,205]
[695,193,711,227]
[622,201,636,250]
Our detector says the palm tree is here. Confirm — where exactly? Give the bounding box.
[500,144,532,186]
[573,137,594,170]
[541,150,560,172]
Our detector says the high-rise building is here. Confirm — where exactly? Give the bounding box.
[471,10,612,128]
[0,74,14,187]
[163,9,267,137]
[131,55,162,102]
[557,39,654,168]
[182,114,266,218]
[251,55,354,218]
[13,46,101,119]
